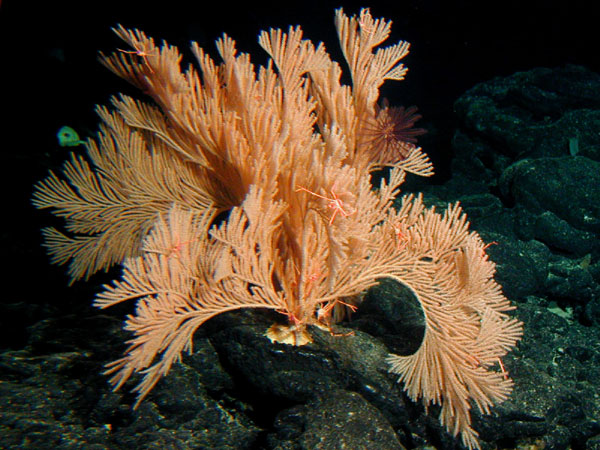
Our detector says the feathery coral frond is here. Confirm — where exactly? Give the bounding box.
[33,9,521,449]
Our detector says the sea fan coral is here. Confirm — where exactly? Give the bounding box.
[33,9,522,449]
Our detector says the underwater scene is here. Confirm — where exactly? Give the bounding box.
[1,0,599,449]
